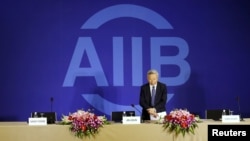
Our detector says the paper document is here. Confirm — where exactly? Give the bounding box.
[150,111,166,120]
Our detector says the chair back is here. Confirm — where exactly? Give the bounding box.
[205,109,229,120]
[111,111,135,122]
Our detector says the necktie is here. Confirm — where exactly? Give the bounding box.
[151,86,156,106]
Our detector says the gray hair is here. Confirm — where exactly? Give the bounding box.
[147,69,159,76]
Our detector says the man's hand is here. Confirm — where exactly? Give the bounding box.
[147,108,158,117]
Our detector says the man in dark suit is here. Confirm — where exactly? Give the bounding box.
[139,69,167,121]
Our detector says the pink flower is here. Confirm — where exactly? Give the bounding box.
[163,109,199,137]
[61,109,108,139]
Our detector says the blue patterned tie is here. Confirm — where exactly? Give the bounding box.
[151,86,156,106]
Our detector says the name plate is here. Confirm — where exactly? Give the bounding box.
[28,117,47,125]
[222,115,240,123]
[122,116,141,124]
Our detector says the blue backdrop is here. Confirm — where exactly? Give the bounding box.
[0,0,250,121]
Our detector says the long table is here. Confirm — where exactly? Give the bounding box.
[0,119,250,141]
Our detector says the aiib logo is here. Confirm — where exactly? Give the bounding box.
[63,4,190,115]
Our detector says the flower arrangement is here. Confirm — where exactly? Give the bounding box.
[162,109,200,137]
[61,109,109,139]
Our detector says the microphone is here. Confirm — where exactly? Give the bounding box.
[236,96,243,121]
[50,97,54,112]
[131,104,141,115]
[131,104,143,123]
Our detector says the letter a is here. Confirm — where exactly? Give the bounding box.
[63,37,108,87]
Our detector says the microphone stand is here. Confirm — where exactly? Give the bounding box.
[237,96,243,121]
[50,97,54,112]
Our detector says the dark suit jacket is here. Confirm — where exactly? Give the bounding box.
[139,81,167,120]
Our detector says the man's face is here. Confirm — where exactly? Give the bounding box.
[147,74,158,85]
